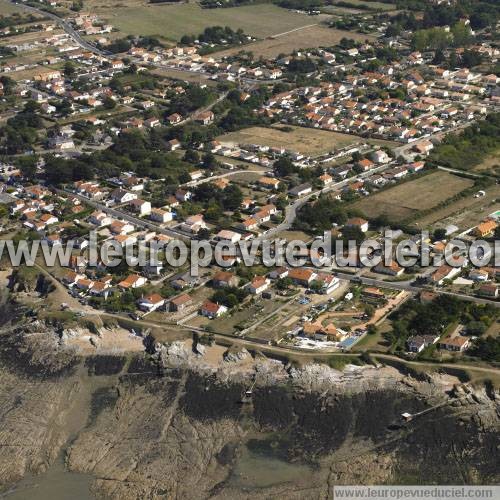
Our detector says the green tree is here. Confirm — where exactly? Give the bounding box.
[64,61,76,77]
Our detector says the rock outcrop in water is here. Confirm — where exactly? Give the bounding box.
[0,323,498,499]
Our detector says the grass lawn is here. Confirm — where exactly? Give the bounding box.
[0,0,30,14]
[215,24,373,59]
[352,171,474,224]
[89,1,325,40]
[217,125,362,156]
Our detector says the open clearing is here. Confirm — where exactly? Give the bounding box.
[0,0,29,14]
[87,1,329,40]
[413,182,500,231]
[217,125,363,155]
[471,150,500,175]
[215,24,373,59]
[353,171,474,223]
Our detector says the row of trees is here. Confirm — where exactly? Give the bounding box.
[427,113,500,172]
[411,22,473,51]
[180,26,248,47]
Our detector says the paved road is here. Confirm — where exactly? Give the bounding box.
[56,188,191,242]
[373,353,500,376]
[334,271,500,307]
[34,243,500,376]
[437,165,485,179]
[12,2,109,57]
[259,162,394,241]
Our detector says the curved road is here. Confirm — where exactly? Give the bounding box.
[11,2,109,57]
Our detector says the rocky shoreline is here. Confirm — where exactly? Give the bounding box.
[0,317,498,499]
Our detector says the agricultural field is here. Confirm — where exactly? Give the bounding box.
[86,1,328,41]
[217,125,363,156]
[352,171,475,224]
[413,182,500,232]
[215,24,374,59]
[0,0,29,14]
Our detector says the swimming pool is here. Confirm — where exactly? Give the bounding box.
[340,336,359,349]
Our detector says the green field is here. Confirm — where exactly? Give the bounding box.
[90,1,325,40]
[352,171,474,224]
[0,0,31,14]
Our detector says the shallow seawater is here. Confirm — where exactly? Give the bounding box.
[229,442,314,489]
[2,455,94,500]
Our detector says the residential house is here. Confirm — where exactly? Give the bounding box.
[169,293,193,312]
[356,158,375,171]
[111,189,137,204]
[167,113,183,125]
[129,199,151,216]
[137,293,165,312]
[315,273,340,294]
[302,321,343,342]
[319,173,333,186]
[469,269,489,282]
[478,283,498,298]
[89,210,112,227]
[373,261,404,277]
[214,229,241,244]
[288,183,312,197]
[189,170,204,181]
[430,265,461,285]
[438,336,470,352]
[288,268,317,287]
[269,267,289,280]
[118,274,147,290]
[167,139,181,151]
[180,214,207,234]
[258,177,280,190]
[196,111,214,125]
[370,150,390,164]
[474,220,497,238]
[406,334,439,353]
[200,300,227,318]
[248,276,270,295]
[413,140,434,155]
[109,220,134,235]
[175,189,192,202]
[150,208,173,223]
[239,217,259,231]
[345,217,369,233]
[212,271,239,288]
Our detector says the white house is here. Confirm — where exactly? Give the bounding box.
[200,300,228,318]
[89,210,112,227]
[129,199,151,216]
[214,229,241,244]
[248,276,270,295]
[137,293,165,312]
[345,217,369,233]
[150,208,173,224]
[111,189,137,204]
[370,150,391,164]
[118,274,147,290]
[180,214,207,234]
